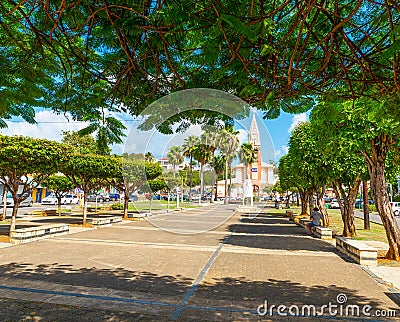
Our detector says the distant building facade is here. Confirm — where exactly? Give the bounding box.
[217,113,276,198]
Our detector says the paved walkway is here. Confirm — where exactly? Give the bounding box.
[0,205,399,321]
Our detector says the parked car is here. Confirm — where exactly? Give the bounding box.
[109,193,121,201]
[191,194,201,201]
[128,194,138,202]
[355,199,374,209]
[354,199,363,208]
[1,193,33,207]
[161,194,176,201]
[329,199,340,209]
[62,194,80,205]
[42,194,58,205]
[390,202,400,216]
[100,193,110,202]
[87,194,104,202]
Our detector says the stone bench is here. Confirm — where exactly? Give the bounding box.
[296,218,311,227]
[236,205,261,214]
[110,216,122,224]
[336,236,378,266]
[295,220,332,240]
[127,212,151,220]
[91,217,112,227]
[312,226,333,240]
[10,224,69,244]
[285,210,293,218]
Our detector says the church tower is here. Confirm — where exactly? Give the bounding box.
[249,112,261,149]
[248,112,263,192]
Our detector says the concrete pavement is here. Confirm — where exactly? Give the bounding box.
[0,204,398,321]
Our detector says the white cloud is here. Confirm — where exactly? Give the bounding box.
[237,129,248,144]
[122,123,206,158]
[274,145,289,160]
[288,113,307,133]
[1,110,89,141]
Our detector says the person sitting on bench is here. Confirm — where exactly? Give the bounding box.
[306,207,322,235]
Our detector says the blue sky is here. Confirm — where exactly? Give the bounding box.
[0,108,308,163]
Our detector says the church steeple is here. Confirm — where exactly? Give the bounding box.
[249,111,260,148]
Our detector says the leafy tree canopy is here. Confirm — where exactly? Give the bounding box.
[1,0,398,129]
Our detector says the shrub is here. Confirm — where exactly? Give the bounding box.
[111,202,124,210]
[369,204,376,212]
[393,195,400,202]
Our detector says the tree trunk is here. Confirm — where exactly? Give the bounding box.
[316,185,329,227]
[333,178,361,237]
[82,191,88,225]
[189,154,193,198]
[1,186,8,221]
[229,162,233,202]
[307,188,314,215]
[363,180,370,230]
[299,188,308,215]
[200,163,204,200]
[365,146,400,260]
[8,202,19,237]
[224,158,229,205]
[342,199,357,237]
[211,152,215,203]
[57,198,62,216]
[123,190,129,219]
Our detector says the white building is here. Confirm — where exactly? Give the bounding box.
[156,158,202,172]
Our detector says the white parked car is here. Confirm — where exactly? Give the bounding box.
[390,202,400,216]
[1,193,33,207]
[42,194,59,205]
[329,199,340,209]
[61,194,80,205]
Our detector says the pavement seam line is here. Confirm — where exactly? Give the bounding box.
[0,284,177,307]
[361,266,400,300]
[170,212,238,321]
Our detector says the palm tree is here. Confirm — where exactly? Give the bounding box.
[239,143,258,179]
[239,142,258,206]
[145,152,154,162]
[182,136,199,197]
[78,108,126,155]
[192,143,212,201]
[167,146,184,177]
[219,130,240,204]
[213,153,226,200]
[201,131,220,203]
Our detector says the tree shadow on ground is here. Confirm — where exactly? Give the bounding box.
[189,276,400,315]
[0,224,39,235]
[0,263,397,321]
[224,234,335,252]
[225,214,335,252]
[239,217,294,225]
[0,262,192,297]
